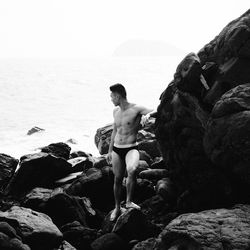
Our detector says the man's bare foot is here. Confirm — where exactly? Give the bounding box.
[110,207,126,221]
[125,201,141,210]
[110,208,121,222]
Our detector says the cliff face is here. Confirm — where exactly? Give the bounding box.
[155,9,250,212]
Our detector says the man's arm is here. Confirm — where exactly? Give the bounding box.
[137,105,157,127]
[136,105,157,117]
[108,122,117,155]
[137,106,154,116]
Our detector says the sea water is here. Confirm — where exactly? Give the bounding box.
[0,56,182,158]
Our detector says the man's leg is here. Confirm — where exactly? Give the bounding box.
[110,151,125,221]
[125,149,140,209]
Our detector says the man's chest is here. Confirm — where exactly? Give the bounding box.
[114,110,139,127]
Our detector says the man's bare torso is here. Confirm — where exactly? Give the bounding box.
[113,103,141,146]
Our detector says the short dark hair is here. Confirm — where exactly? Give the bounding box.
[110,83,127,98]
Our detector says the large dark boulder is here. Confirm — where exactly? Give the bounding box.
[44,192,100,228]
[41,142,71,160]
[91,232,128,250]
[21,187,53,212]
[65,167,114,211]
[61,221,98,250]
[133,178,155,204]
[204,83,250,202]
[0,221,30,250]
[0,206,63,250]
[155,10,250,212]
[112,208,160,242]
[132,238,158,250]
[5,153,72,196]
[155,204,250,249]
[0,154,19,193]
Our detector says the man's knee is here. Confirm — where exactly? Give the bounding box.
[127,165,137,177]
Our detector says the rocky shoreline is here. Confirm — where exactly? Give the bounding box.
[1,9,250,250]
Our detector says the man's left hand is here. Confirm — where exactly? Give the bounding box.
[141,113,150,127]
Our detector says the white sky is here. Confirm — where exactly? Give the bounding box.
[0,0,249,58]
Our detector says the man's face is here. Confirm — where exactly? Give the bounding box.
[110,92,119,106]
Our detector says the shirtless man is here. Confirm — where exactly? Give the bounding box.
[107,83,156,221]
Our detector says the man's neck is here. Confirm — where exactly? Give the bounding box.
[119,99,129,111]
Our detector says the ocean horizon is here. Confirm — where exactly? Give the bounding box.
[0,55,182,158]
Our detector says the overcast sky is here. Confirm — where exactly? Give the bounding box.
[0,0,249,58]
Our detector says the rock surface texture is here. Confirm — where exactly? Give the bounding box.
[155,9,250,211]
[155,204,250,250]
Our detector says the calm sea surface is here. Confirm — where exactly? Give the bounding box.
[0,56,182,158]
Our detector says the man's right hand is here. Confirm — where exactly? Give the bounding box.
[106,152,112,165]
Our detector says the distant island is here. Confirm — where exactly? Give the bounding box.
[113,39,186,57]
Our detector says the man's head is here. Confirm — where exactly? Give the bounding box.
[110,83,127,106]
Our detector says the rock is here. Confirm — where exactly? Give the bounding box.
[5,152,72,196]
[65,167,114,211]
[0,154,19,193]
[138,169,168,180]
[54,172,83,186]
[155,204,250,249]
[135,161,150,176]
[70,150,92,159]
[0,221,31,250]
[140,195,176,226]
[68,157,93,173]
[91,232,128,250]
[94,123,113,155]
[41,142,71,160]
[138,140,161,159]
[65,138,78,145]
[45,192,99,228]
[155,70,211,176]
[0,221,21,239]
[204,83,250,202]
[137,127,155,143]
[152,10,250,210]
[27,126,45,135]
[199,10,250,76]
[58,240,77,250]
[133,179,155,203]
[61,221,98,250]
[0,232,31,250]
[22,187,53,211]
[176,168,233,212]
[139,150,153,165]
[112,208,160,242]
[155,178,176,201]
[132,237,158,250]
[101,209,124,234]
[90,155,109,169]
[0,206,63,250]
[150,157,166,169]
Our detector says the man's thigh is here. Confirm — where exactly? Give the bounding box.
[125,149,139,172]
[112,151,126,179]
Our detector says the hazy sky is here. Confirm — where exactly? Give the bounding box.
[0,0,249,58]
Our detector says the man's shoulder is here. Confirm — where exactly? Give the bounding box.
[131,103,143,112]
[129,103,139,109]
